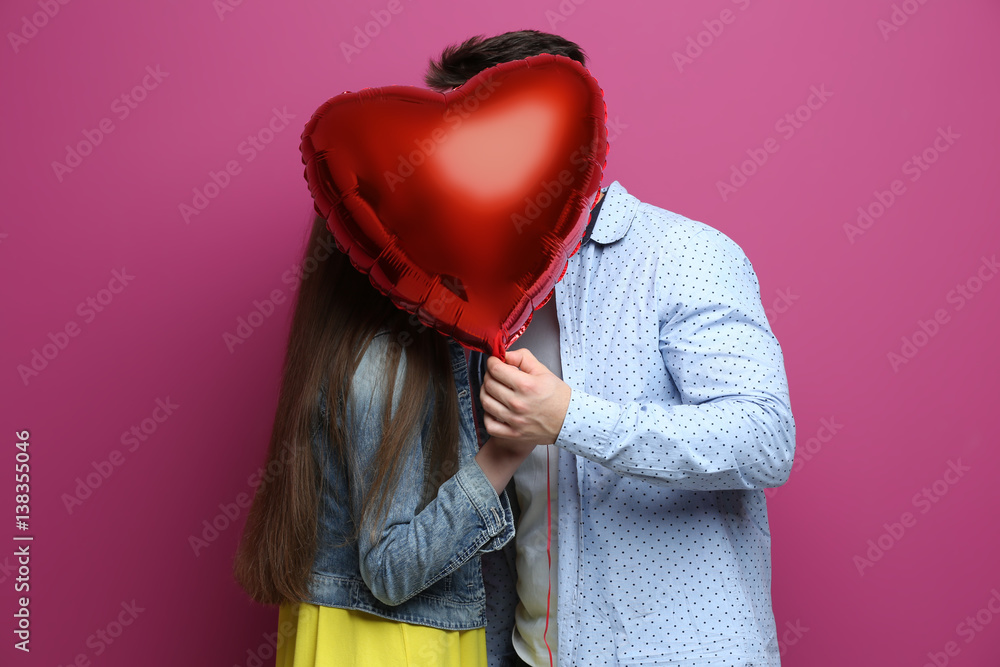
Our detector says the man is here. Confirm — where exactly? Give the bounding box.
[425,30,796,667]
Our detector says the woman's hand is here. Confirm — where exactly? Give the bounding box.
[487,435,538,459]
[474,436,537,495]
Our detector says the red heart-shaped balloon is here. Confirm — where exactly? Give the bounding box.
[300,53,608,359]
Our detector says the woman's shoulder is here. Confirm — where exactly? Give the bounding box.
[356,328,402,375]
[338,329,409,410]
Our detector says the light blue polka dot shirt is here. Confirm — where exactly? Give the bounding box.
[472,180,796,667]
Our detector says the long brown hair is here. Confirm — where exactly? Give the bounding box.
[232,212,460,606]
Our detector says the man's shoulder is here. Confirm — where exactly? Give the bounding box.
[623,197,746,262]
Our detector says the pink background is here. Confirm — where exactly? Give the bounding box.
[2,0,999,665]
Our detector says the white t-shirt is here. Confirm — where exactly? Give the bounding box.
[507,296,561,667]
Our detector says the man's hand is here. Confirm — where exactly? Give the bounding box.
[479,348,572,445]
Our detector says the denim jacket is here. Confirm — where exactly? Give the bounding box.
[303,329,516,630]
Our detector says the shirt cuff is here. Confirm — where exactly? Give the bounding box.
[554,386,624,460]
[455,460,515,553]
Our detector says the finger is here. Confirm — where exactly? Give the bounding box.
[483,411,518,439]
[486,355,525,390]
[479,385,513,424]
[510,347,547,375]
[503,348,526,368]
[482,373,516,407]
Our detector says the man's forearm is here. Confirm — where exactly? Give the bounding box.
[555,387,796,490]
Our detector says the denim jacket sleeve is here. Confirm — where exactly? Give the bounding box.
[554,229,796,491]
[328,332,515,607]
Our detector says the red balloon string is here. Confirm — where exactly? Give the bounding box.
[543,444,554,667]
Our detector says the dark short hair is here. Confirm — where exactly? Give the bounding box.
[424,29,587,91]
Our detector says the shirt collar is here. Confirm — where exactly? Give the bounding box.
[582,180,639,246]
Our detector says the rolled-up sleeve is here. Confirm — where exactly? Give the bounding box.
[358,453,513,607]
[337,336,515,607]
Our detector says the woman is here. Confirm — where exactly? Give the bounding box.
[232,213,534,666]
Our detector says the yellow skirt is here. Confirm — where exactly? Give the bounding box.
[275,601,487,667]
